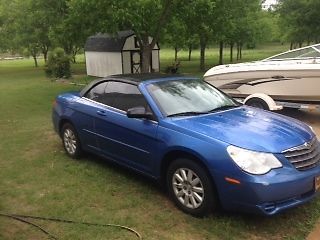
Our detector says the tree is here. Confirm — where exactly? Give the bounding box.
[72,0,179,73]
[49,0,94,63]
[180,0,216,71]
[220,0,262,63]
[185,35,199,61]
[277,0,320,46]
[163,16,188,61]
[1,0,63,66]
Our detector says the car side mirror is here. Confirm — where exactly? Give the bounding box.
[127,106,153,119]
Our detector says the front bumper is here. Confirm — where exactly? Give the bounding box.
[211,164,320,215]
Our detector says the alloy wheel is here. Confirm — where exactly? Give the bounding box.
[63,128,77,155]
[172,168,205,209]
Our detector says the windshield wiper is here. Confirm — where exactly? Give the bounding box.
[205,105,239,113]
[167,111,206,117]
[167,105,239,117]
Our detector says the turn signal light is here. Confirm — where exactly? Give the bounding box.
[225,177,241,185]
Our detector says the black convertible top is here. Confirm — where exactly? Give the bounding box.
[79,73,186,97]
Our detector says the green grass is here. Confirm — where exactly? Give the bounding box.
[160,43,288,75]
[0,45,319,240]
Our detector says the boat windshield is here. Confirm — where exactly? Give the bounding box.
[265,44,320,61]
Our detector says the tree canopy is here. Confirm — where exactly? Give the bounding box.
[1,0,316,70]
[278,0,320,47]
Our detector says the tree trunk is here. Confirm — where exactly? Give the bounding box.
[71,46,80,64]
[72,55,76,64]
[41,45,49,63]
[230,42,234,63]
[219,41,224,65]
[200,37,206,71]
[141,44,152,73]
[290,42,293,50]
[43,51,48,63]
[299,42,303,48]
[240,43,242,59]
[237,43,240,60]
[188,45,192,61]
[174,47,178,61]
[33,55,38,67]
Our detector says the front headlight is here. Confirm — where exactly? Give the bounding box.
[227,145,282,175]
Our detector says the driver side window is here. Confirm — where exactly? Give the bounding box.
[86,81,149,112]
[85,82,108,102]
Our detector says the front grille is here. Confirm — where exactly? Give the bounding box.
[283,138,320,171]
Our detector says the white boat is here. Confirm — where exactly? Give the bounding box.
[204,44,320,105]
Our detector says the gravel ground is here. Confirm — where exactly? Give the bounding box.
[279,109,320,137]
[281,109,319,240]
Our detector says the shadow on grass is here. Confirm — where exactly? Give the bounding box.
[73,149,319,239]
[81,152,163,192]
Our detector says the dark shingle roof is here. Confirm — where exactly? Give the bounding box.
[84,30,135,52]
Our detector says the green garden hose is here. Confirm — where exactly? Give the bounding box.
[0,212,142,239]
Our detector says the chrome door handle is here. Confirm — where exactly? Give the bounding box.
[96,110,107,116]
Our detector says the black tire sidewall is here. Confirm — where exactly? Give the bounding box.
[246,98,269,110]
[167,158,216,217]
[61,123,82,159]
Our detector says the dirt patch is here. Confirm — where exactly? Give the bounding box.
[307,220,320,240]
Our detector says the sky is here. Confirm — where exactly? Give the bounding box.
[263,0,278,7]
[262,0,278,10]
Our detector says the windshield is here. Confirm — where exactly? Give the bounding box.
[267,45,320,60]
[147,79,238,117]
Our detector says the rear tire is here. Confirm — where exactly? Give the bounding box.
[246,98,269,110]
[167,158,217,217]
[61,123,82,159]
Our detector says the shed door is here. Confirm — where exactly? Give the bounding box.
[131,51,141,73]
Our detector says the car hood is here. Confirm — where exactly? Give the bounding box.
[167,106,314,153]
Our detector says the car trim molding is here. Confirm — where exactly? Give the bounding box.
[82,97,158,124]
[282,138,316,152]
[82,129,151,155]
[83,97,127,114]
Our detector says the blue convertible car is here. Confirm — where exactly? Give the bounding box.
[52,74,320,216]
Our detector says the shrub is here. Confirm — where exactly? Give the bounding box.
[45,48,71,79]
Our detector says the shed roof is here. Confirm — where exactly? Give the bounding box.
[85,30,135,52]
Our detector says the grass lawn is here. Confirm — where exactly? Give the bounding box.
[1,45,319,240]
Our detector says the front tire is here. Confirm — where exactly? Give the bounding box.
[61,123,82,159]
[167,158,217,217]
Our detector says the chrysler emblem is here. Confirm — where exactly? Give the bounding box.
[304,142,312,149]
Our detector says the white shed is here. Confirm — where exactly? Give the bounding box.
[85,30,160,77]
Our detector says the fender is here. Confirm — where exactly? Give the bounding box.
[244,93,283,111]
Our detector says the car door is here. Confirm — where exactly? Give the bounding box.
[93,81,159,174]
[73,81,109,151]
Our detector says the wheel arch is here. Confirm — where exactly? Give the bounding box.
[58,118,74,137]
[160,149,215,189]
[244,93,282,111]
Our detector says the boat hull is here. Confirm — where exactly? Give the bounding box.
[206,76,320,104]
[204,44,320,104]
